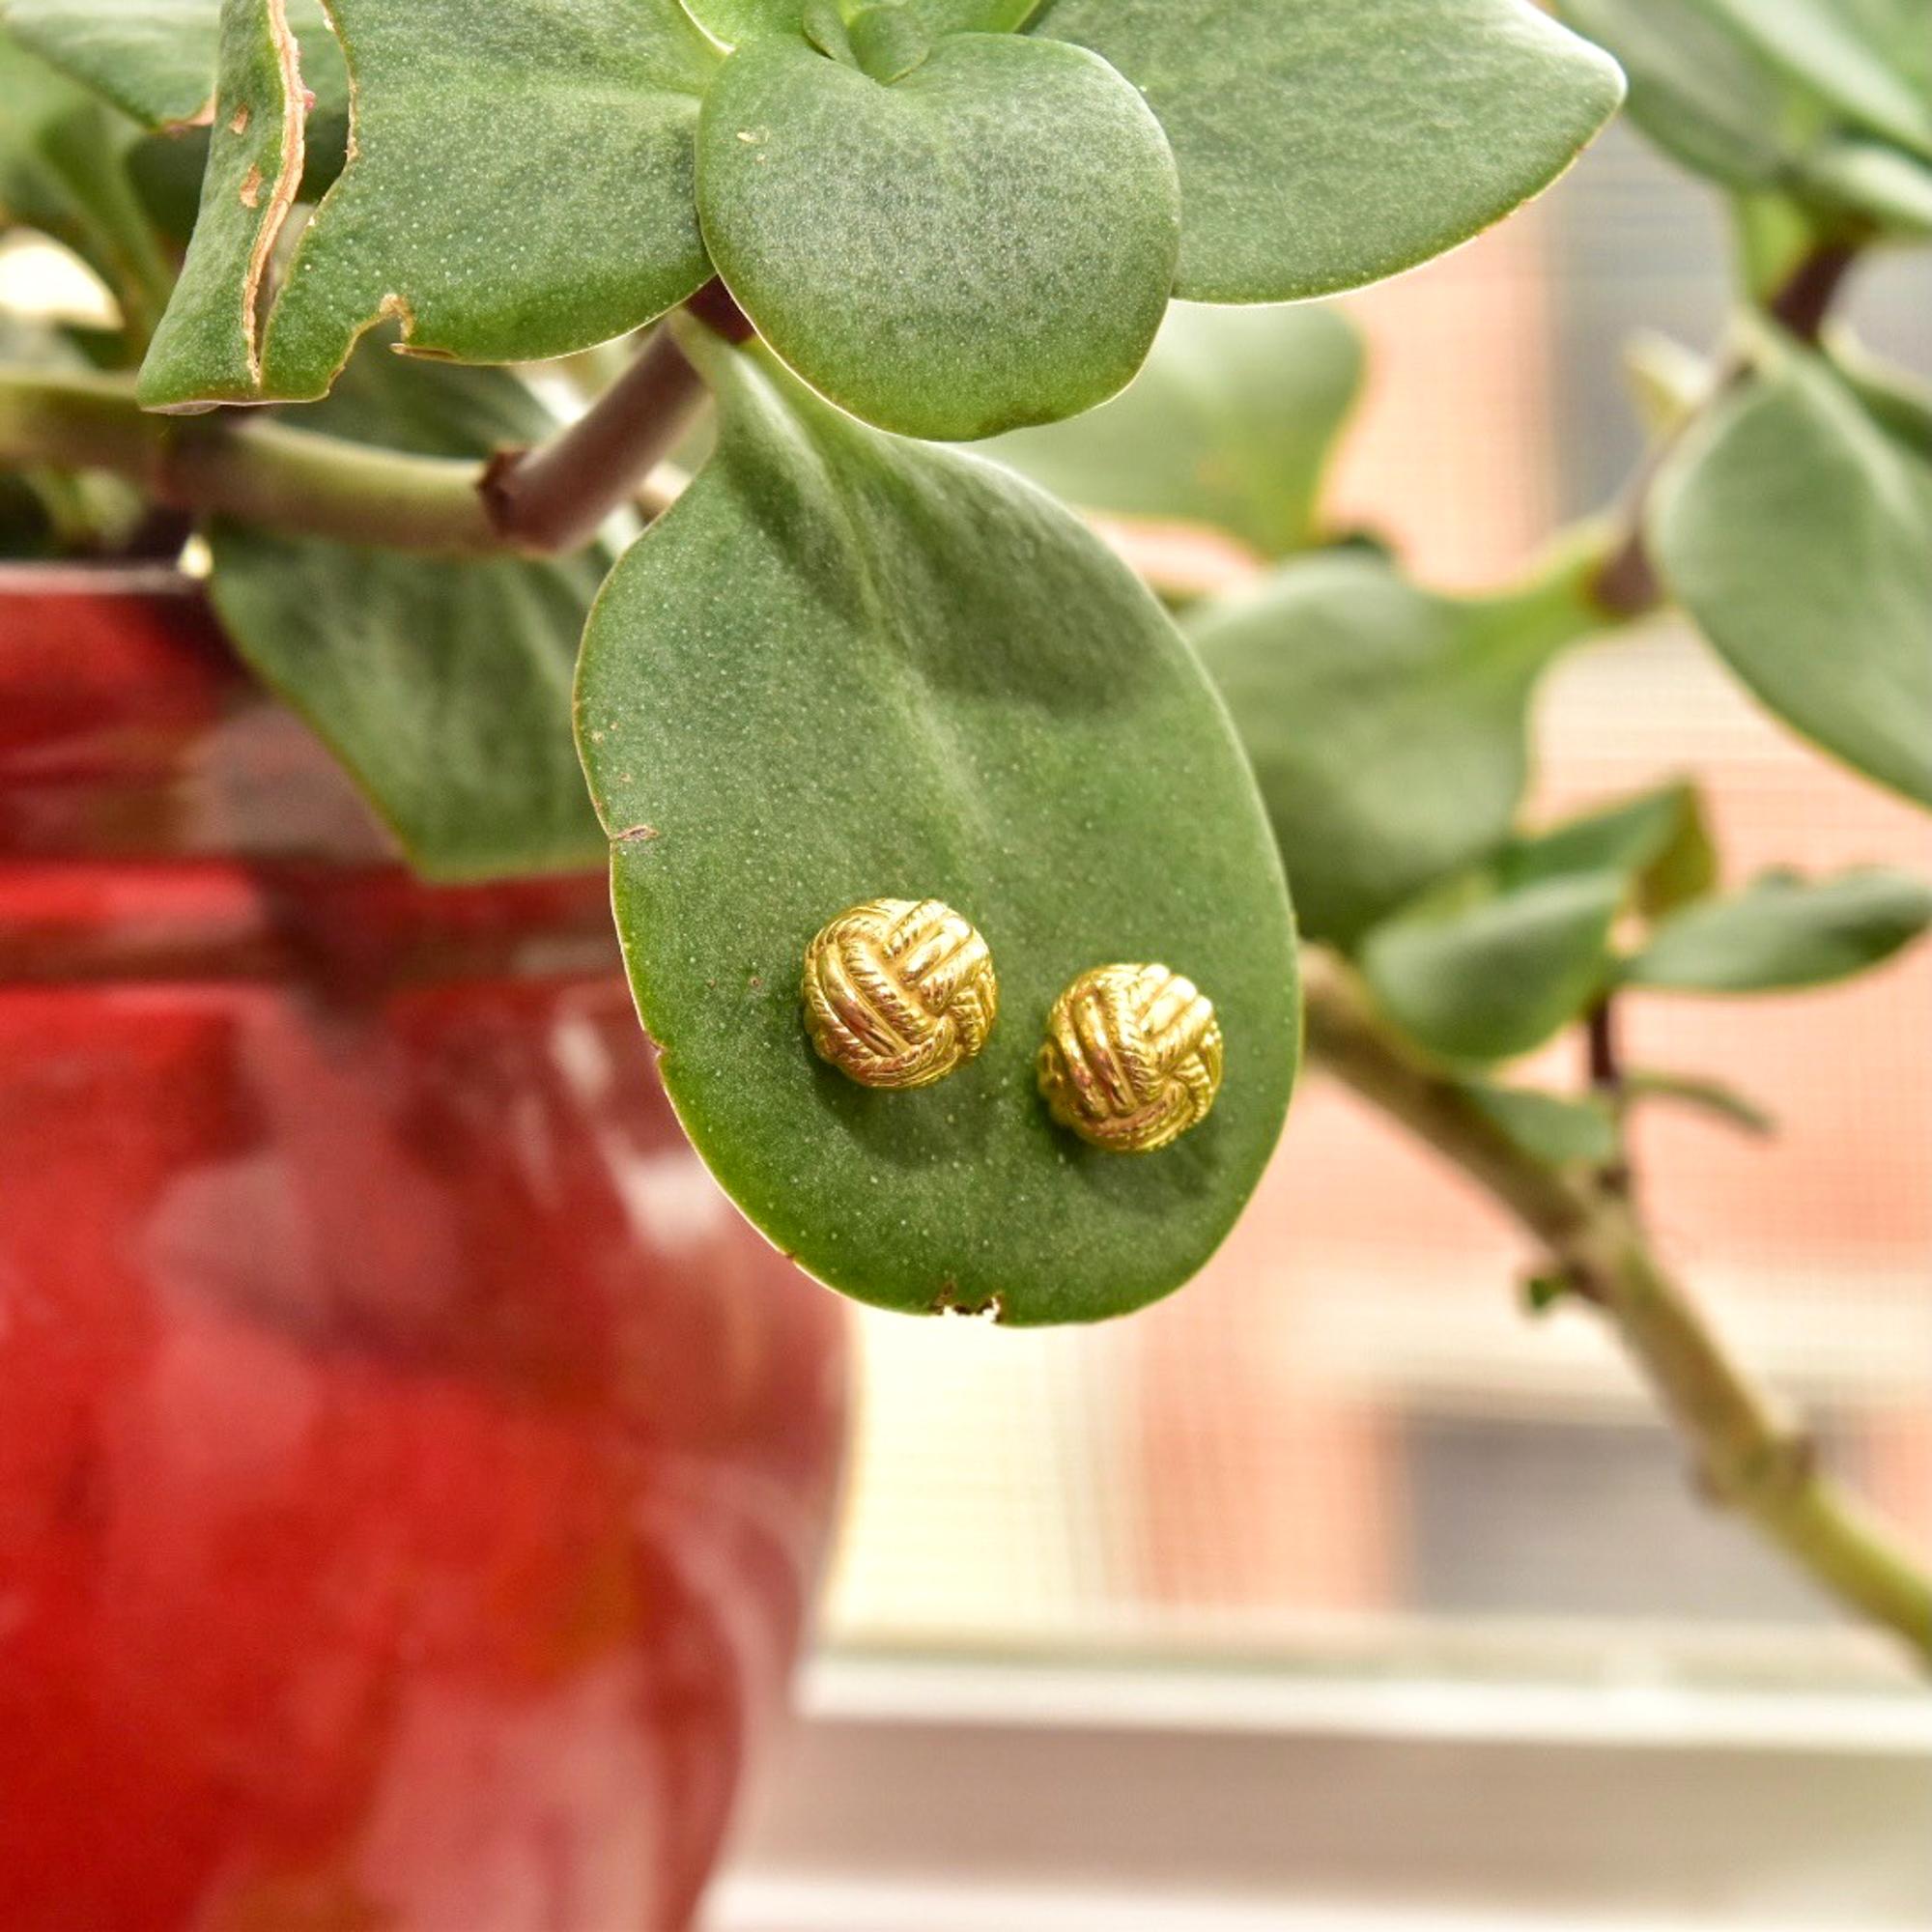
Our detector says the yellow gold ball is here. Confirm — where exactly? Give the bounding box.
[802,897,998,1090]
[1037,962,1223,1153]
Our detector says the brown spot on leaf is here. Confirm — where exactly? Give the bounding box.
[230,104,251,134]
[239,166,265,208]
[614,824,660,844]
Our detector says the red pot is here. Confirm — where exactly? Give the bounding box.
[0,570,848,1931]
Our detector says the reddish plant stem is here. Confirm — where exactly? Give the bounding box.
[1589,240,1861,620]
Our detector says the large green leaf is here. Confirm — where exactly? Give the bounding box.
[1032,0,1624,301]
[1650,345,1932,809]
[205,350,607,878]
[982,300,1364,560]
[1190,551,1601,951]
[1361,867,1624,1064]
[1623,868,1932,991]
[696,32,1179,440]
[576,324,1297,1322]
[139,0,719,408]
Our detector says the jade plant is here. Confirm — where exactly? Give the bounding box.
[2,0,1929,1658]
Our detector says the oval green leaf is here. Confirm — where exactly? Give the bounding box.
[696,32,1179,440]
[576,325,1297,1323]
[1622,868,1932,992]
[1033,0,1624,301]
[1650,346,1932,809]
[982,299,1364,562]
[1189,551,1600,951]
[1361,867,1624,1064]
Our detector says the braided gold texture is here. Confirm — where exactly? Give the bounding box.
[1037,963,1223,1153]
[802,898,998,1090]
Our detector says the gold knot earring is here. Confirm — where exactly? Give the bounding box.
[803,897,998,1090]
[1037,962,1222,1152]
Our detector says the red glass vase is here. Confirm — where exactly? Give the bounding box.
[0,568,848,1931]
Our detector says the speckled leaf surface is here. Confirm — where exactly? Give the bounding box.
[1032,0,1624,300]
[207,351,607,878]
[1624,868,1932,992]
[575,326,1297,1322]
[696,32,1179,440]
[983,300,1363,561]
[1190,552,1601,951]
[908,0,1041,33]
[0,0,344,128]
[679,0,801,48]
[137,0,719,407]
[1651,347,1932,809]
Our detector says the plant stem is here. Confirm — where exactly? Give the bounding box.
[1,363,503,554]
[1589,238,1861,620]
[1299,949,1932,1665]
[1,285,747,558]
[479,318,706,554]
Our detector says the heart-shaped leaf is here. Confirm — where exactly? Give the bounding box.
[1650,344,1932,809]
[696,32,1179,440]
[1623,868,1932,992]
[206,348,608,878]
[1033,0,1624,301]
[1190,551,1602,951]
[138,0,720,408]
[1,0,345,129]
[982,300,1364,562]
[576,324,1297,1322]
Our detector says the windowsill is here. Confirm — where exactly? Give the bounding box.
[713,1643,1932,1930]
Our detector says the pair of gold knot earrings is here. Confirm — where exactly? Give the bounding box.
[801,896,1223,1155]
